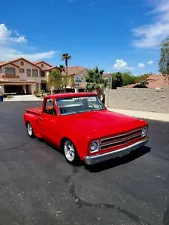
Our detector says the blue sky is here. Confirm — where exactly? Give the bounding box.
[0,0,169,75]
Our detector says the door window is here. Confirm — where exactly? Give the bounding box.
[44,99,56,115]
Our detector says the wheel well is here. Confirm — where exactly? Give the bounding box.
[60,137,69,150]
[25,121,32,128]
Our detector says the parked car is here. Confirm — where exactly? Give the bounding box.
[24,92,148,165]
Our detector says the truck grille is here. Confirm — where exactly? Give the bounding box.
[100,129,142,150]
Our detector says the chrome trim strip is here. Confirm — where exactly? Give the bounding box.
[84,137,148,165]
[100,128,142,143]
[101,133,141,147]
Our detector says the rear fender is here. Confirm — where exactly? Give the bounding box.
[24,112,40,135]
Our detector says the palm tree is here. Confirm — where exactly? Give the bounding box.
[85,66,108,92]
[59,64,65,73]
[62,53,71,75]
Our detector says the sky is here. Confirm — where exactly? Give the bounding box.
[0,0,169,75]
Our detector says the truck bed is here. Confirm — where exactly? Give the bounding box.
[25,107,42,116]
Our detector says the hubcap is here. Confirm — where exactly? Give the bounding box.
[64,140,75,162]
[27,123,33,136]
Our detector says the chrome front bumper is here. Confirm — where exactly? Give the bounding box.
[84,137,148,165]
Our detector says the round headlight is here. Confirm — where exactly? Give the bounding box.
[90,141,99,152]
[141,127,147,137]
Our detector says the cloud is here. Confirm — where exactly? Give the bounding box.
[138,63,145,68]
[131,0,169,48]
[0,47,57,61]
[147,60,154,65]
[0,23,57,61]
[0,24,27,43]
[113,59,134,70]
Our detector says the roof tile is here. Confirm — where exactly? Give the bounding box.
[62,66,87,75]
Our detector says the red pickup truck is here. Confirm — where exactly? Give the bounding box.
[24,92,148,165]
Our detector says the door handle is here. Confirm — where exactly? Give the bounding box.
[39,117,43,121]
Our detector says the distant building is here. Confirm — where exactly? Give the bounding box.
[62,66,88,92]
[125,74,169,89]
[102,73,112,88]
[0,58,61,94]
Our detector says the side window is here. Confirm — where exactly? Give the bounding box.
[44,99,56,115]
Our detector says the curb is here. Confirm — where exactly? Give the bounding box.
[108,108,169,122]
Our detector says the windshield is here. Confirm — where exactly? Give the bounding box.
[56,95,105,115]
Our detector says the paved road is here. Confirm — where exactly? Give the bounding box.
[0,102,169,225]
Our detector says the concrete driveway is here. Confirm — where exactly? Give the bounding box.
[0,102,169,225]
[4,95,42,101]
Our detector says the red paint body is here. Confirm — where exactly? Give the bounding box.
[24,92,148,161]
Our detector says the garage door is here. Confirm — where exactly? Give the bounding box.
[4,85,25,94]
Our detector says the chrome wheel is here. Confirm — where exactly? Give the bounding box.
[27,122,34,137]
[64,140,76,162]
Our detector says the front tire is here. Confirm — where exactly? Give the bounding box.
[63,139,80,165]
[27,122,35,138]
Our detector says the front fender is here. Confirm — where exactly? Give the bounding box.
[59,130,91,161]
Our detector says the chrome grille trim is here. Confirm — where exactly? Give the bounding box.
[101,128,142,142]
[100,128,142,150]
[101,133,141,147]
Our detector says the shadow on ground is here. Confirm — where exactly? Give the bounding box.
[44,139,151,172]
[86,146,151,173]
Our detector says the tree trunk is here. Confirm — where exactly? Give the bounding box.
[64,59,68,93]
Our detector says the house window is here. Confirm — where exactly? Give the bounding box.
[41,71,45,77]
[27,69,31,77]
[19,68,25,73]
[41,64,44,68]
[5,67,15,75]
[20,61,24,66]
[32,69,38,77]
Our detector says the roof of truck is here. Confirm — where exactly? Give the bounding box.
[45,92,97,99]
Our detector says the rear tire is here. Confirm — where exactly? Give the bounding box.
[27,122,35,138]
[63,139,80,165]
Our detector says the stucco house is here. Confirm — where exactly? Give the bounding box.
[0,56,89,94]
[0,58,61,94]
[62,66,88,92]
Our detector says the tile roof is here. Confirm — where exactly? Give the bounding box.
[34,60,53,67]
[46,66,61,71]
[102,73,112,77]
[146,75,169,88]
[62,66,87,76]
[0,61,6,65]
[0,62,20,68]
[124,83,140,88]
[125,75,169,88]
[10,57,41,69]
[0,58,55,70]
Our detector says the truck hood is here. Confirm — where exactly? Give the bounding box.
[66,109,147,139]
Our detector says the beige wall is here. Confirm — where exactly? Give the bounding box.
[12,60,41,83]
[35,62,51,71]
[105,87,169,113]
[74,69,87,90]
[1,64,20,76]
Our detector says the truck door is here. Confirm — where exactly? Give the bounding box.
[39,98,58,143]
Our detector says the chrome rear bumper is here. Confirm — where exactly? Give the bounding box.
[84,137,148,165]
